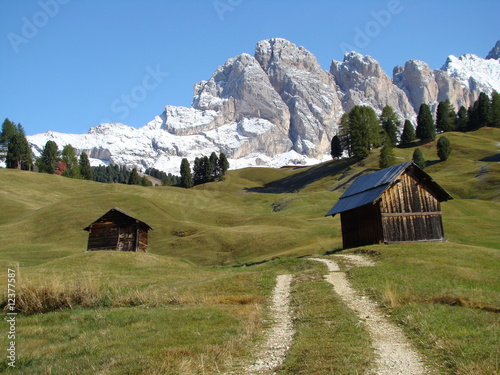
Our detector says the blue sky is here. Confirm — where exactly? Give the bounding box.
[1,0,499,135]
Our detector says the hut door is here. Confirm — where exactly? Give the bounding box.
[118,226,136,251]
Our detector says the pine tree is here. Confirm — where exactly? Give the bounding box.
[141,176,152,187]
[412,148,426,170]
[1,119,17,146]
[456,106,469,132]
[348,106,380,159]
[330,135,343,159]
[6,133,32,170]
[437,136,452,161]
[380,105,399,146]
[203,156,214,183]
[490,91,500,128]
[61,144,80,178]
[436,99,456,132]
[210,152,219,180]
[469,92,492,130]
[338,113,352,156]
[218,153,229,178]
[128,168,141,185]
[180,158,193,188]
[416,103,435,141]
[193,157,204,185]
[37,140,59,174]
[79,152,92,180]
[400,120,416,146]
[379,132,396,169]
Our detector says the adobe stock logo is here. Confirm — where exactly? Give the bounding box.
[106,65,169,122]
[339,0,406,54]
[7,0,71,54]
[213,0,243,21]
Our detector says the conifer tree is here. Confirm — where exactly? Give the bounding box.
[128,168,141,185]
[193,157,204,185]
[6,132,32,170]
[218,152,229,178]
[61,144,80,178]
[437,136,452,161]
[141,176,152,187]
[380,105,399,146]
[379,132,396,169]
[412,148,426,170]
[79,152,92,180]
[210,152,219,179]
[416,103,435,141]
[400,120,416,146]
[348,106,380,159]
[436,99,456,132]
[1,119,17,146]
[330,135,343,159]
[180,158,193,188]
[456,106,469,132]
[37,140,59,174]
[203,156,214,183]
[469,92,492,130]
[490,91,500,128]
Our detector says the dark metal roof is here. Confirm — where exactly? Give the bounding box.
[326,162,452,217]
[83,207,154,231]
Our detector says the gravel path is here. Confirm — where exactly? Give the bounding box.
[244,274,294,374]
[310,256,429,375]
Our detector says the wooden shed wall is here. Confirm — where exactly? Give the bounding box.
[87,223,120,251]
[379,171,444,243]
[340,203,383,248]
[86,211,150,252]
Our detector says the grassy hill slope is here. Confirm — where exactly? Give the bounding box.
[0,128,498,374]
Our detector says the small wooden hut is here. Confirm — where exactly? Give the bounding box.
[326,162,452,248]
[83,208,153,252]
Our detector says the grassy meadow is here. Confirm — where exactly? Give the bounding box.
[0,128,498,374]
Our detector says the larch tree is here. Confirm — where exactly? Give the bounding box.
[400,120,416,146]
[416,103,435,141]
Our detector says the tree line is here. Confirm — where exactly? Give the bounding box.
[180,152,229,188]
[331,91,499,169]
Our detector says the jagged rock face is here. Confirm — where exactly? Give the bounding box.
[26,38,500,174]
[192,53,291,134]
[393,60,440,113]
[487,40,500,60]
[433,70,472,110]
[255,38,343,156]
[331,52,415,120]
[441,54,500,100]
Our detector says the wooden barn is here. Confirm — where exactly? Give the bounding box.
[83,208,153,252]
[326,162,453,248]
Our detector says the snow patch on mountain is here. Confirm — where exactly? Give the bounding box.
[442,54,500,95]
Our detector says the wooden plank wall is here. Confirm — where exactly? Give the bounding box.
[341,203,383,248]
[380,171,444,242]
[87,223,119,251]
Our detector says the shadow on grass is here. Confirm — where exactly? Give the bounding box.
[480,154,500,162]
[244,158,359,194]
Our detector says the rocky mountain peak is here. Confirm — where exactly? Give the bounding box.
[26,37,500,174]
[486,40,500,60]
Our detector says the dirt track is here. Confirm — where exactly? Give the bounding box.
[311,256,429,375]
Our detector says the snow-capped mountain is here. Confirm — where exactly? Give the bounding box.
[27,39,500,175]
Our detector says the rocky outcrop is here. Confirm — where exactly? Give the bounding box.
[393,60,440,113]
[330,52,415,120]
[486,40,500,60]
[255,38,343,156]
[26,39,500,174]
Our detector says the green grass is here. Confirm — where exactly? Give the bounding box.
[278,264,374,374]
[0,128,498,373]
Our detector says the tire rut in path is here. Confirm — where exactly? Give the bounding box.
[310,256,429,375]
[244,274,294,374]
